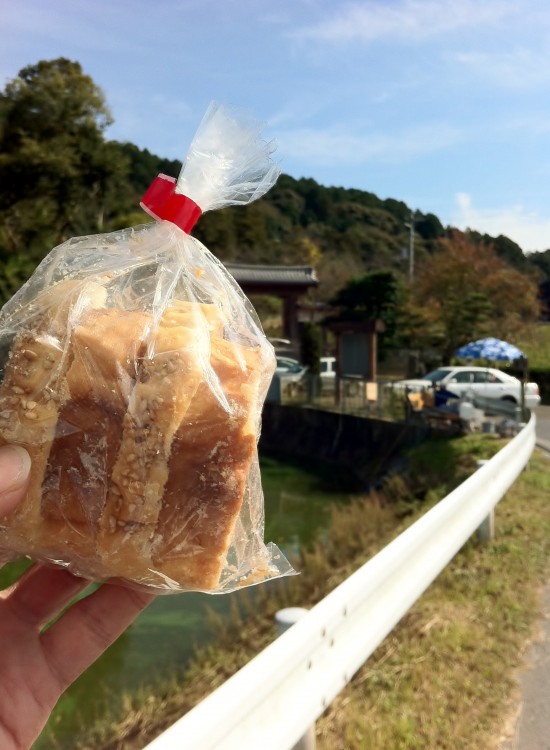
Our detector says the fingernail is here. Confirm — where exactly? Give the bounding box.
[0,445,31,492]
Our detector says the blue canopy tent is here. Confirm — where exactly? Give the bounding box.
[454,337,526,362]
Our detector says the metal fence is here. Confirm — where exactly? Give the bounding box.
[277,374,406,421]
[277,375,526,433]
[143,412,536,750]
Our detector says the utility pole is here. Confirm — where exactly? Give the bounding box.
[405,211,416,283]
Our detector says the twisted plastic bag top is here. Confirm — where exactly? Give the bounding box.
[176,101,281,213]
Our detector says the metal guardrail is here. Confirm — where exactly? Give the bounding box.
[143,413,536,750]
[471,393,520,419]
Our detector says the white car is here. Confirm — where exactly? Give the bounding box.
[393,366,540,409]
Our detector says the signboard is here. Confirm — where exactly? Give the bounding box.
[340,332,370,376]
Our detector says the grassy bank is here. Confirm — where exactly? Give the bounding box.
[64,434,550,750]
[316,447,550,749]
[517,323,550,370]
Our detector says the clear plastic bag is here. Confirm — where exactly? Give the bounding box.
[0,102,294,593]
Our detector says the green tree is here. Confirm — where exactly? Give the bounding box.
[300,321,322,400]
[528,248,550,280]
[300,322,322,375]
[415,212,445,240]
[329,270,404,355]
[0,254,38,304]
[403,232,540,363]
[231,204,267,252]
[330,271,402,333]
[0,58,127,264]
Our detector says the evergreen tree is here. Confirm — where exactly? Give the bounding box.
[0,58,127,266]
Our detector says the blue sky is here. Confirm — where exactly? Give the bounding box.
[3,0,550,252]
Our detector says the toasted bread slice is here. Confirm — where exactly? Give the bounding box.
[151,336,264,589]
[0,281,107,558]
[40,308,150,566]
[95,303,213,579]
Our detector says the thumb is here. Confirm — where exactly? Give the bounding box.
[0,445,31,517]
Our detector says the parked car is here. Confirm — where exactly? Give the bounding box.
[269,337,294,354]
[275,357,307,396]
[392,366,540,409]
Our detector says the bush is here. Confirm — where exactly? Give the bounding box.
[300,323,322,375]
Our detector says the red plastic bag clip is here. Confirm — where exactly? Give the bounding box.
[140,174,202,233]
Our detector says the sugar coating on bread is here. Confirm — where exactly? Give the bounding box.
[0,281,108,559]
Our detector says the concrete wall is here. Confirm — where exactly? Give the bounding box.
[259,404,429,489]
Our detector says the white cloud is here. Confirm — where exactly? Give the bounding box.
[452,192,550,253]
[277,121,462,166]
[291,0,515,44]
[454,47,550,89]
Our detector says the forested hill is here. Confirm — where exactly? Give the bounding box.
[112,141,550,303]
[117,142,550,297]
[2,58,550,309]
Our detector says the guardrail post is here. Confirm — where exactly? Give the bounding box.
[477,509,495,542]
[275,608,316,750]
[476,460,495,541]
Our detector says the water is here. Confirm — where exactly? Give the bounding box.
[8,455,351,749]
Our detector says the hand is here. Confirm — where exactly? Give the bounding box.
[0,446,155,750]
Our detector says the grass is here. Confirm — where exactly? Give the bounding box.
[316,447,550,750]
[516,323,550,369]
[66,434,550,750]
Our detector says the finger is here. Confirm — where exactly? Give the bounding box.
[0,445,31,517]
[2,563,90,629]
[40,583,154,689]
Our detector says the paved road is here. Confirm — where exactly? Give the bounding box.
[498,406,550,750]
[534,404,550,449]
[499,586,550,750]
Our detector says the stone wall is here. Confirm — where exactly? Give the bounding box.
[259,404,429,489]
